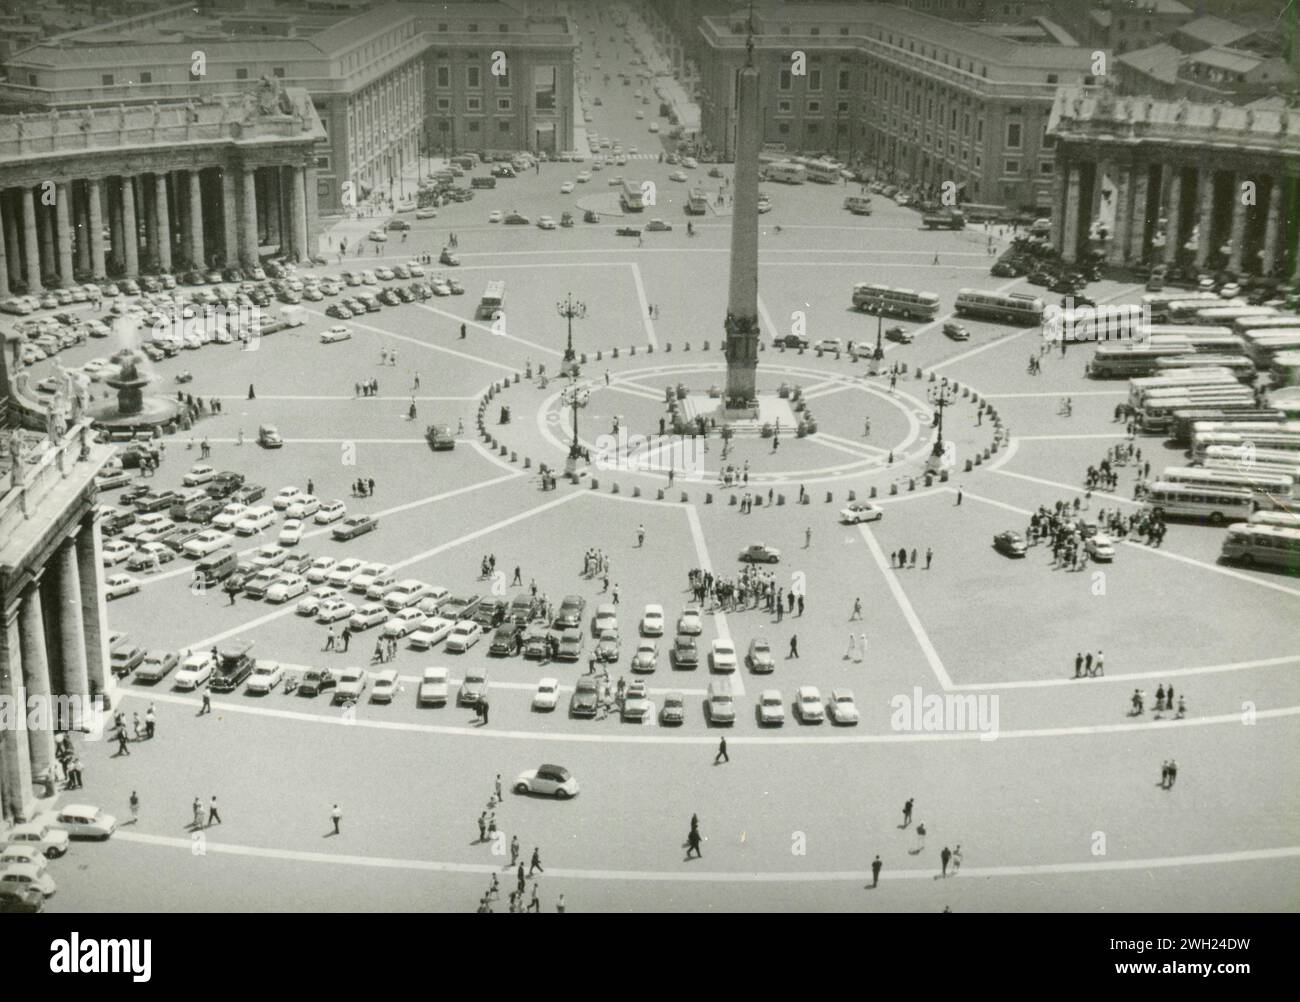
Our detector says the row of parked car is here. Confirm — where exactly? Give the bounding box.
[1,805,118,910]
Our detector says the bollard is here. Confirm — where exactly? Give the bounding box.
[510,450,517,463]
[703,340,710,351]
[929,372,936,382]
[991,442,999,454]
[983,448,991,460]
[684,341,691,351]
[961,386,969,398]
[974,454,983,466]
[680,491,688,503]
[729,494,738,505]
[612,482,620,494]
[524,457,531,469]
[908,478,916,491]
[972,393,980,404]
[940,470,949,482]
[597,350,603,361]
[825,491,833,503]
[658,488,665,500]
[888,451,894,464]
[630,345,637,355]
[499,444,508,456]
[760,341,766,351]
[666,342,672,351]
[801,495,810,505]
[777,494,786,505]
[798,347,805,355]
[964,458,973,472]
[613,347,620,358]
[890,482,898,495]
[581,352,588,364]
[869,486,877,499]
[633,485,642,497]
[925,474,933,487]
[647,344,654,353]
[753,496,762,506]
[900,363,908,374]
[591,478,600,489]
[514,373,520,384]
[848,490,856,502]
[915,368,923,379]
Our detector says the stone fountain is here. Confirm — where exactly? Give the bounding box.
[88,350,182,433]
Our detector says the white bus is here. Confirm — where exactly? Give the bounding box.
[1243,332,1300,367]
[1219,522,1300,572]
[765,162,806,184]
[1144,481,1255,523]
[805,160,841,184]
[476,281,505,321]
[1056,305,1147,342]
[1193,305,1280,326]
[1088,344,1197,378]
[1193,430,1300,461]
[1271,350,1300,387]
[851,283,941,321]
[1249,510,1300,529]
[1233,315,1300,337]
[1143,326,1239,350]
[1153,354,1256,381]
[1161,466,1296,510]
[1168,298,1246,323]
[1142,291,1220,320]
[954,289,1045,325]
[1203,445,1300,476]
[1139,395,1259,434]
[1127,369,1240,407]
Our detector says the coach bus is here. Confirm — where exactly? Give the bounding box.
[686,188,709,215]
[1202,445,1300,476]
[765,162,806,184]
[1219,522,1300,573]
[620,179,645,212]
[1233,315,1300,338]
[1161,466,1296,510]
[1143,291,1220,322]
[1143,326,1238,350]
[1193,305,1280,326]
[953,289,1045,325]
[1167,299,1247,323]
[1271,351,1300,387]
[805,160,841,184]
[1170,409,1287,446]
[957,203,1009,223]
[1087,344,1196,378]
[1139,394,1257,434]
[1143,481,1255,523]
[851,283,941,321]
[476,281,505,321]
[1243,332,1300,367]
[1193,430,1300,461]
[1056,305,1147,342]
[1153,353,1256,381]
[1248,510,1300,529]
[1126,370,1239,406]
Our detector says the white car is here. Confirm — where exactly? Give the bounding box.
[245,660,284,694]
[314,500,347,524]
[711,639,738,673]
[252,545,288,569]
[383,580,432,611]
[827,688,860,725]
[102,540,134,566]
[533,677,560,711]
[641,604,665,636]
[212,503,248,530]
[408,615,455,650]
[676,606,703,636]
[105,574,140,600]
[321,326,352,344]
[234,505,275,535]
[1086,533,1116,562]
[668,170,688,182]
[297,586,338,616]
[305,556,338,583]
[445,619,482,653]
[272,486,306,511]
[0,822,70,858]
[560,181,575,194]
[350,562,392,594]
[278,519,304,546]
[183,529,234,558]
[839,501,884,524]
[286,495,320,520]
[316,597,356,623]
[0,860,57,898]
[593,603,618,636]
[371,668,400,703]
[757,689,786,726]
[174,651,215,689]
[43,804,117,841]
[349,602,389,630]
[795,685,826,723]
[182,464,216,486]
[576,171,592,183]
[265,574,309,603]
[630,639,658,673]
[513,765,579,799]
[374,266,395,281]
[488,210,503,223]
[814,338,843,353]
[327,558,366,587]
[382,608,426,638]
[418,666,449,706]
[367,228,388,242]
[537,215,557,230]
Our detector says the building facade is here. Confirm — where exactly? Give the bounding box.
[694,3,1098,210]
[0,419,114,824]
[1046,87,1300,279]
[0,82,326,294]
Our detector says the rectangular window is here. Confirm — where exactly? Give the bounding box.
[807,122,820,134]
[1046,74,1058,84]
[497,97,512,112]
[314,154,331,171]
[838,69,850,91]
[777,99,792,114]
[141,71,153,84]
[236,68,248,80]
[438,23,447,32]
[1039,160,1054,175]
[837,100,849,113]
[1042,130,1055,148]
[808,69,822,91]
[778,122,790,135]
[467,96,482,111]
[102,74,114,86]
[498,120,510,132]
[1006,123,1022,148]
[976,119,984,141]
[1004,159,1020,175]
[437,65,450,87]
[807,101,821,114]
[468,23,478,32]
[779,69,792,91]
[436,97,451,111]
[468,120,480,132]
[499,24,509,33]
[272,67,285,78]
[533,65,556,111]
[27,73,37,86]
[467,67,481,88]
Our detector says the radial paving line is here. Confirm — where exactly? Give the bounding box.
[951,653,1300,691]
[1014,433,1133,441]
[629,263,659,349]
[1118,538,1300,599]
[683,504,741,696]
[301,306,517,373]
[992,467,1141,506]
[211,394,481,402]
[981,391,1127,399]
[756,294,780,344]
[412,301,563,358]
[857,525,954,690]
[110,831,1300,884]
[815,431,892,458]
[181,487,576,651]
[931,327,1035,372]
[118,688,1300,744]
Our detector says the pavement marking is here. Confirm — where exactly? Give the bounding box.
[991,467,1142,507]
[981,390,1128,399]
[1014,433,1133,441]
[857,524,954,691]
[1119,537,1300,599]
[629,263,660,349]
[946,486,1031,517]
[985,437,1020,471]
[107,831,1300,884]
[412,301,563,358]
[950,653,1300,691]
[111,688,1300,745]
[683,504,741,696]
[181,488,578,651]
[930,327,1035,372]
[756,293,780,344]
[815,431,891,458]
[210,394,480,402]
[599,379,665,403]
[301,305,518,374]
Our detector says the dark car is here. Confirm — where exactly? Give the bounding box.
[134,490,180,514]
[119,483,153,505]
[522,625,551,660]
[332,514,378,540]
[378,289,402,306]
[554,595,586,629]
[0,885,44,913]
[186,498,225,524]
[570,677,600,718]
[395,286,416,303]
[993,531,1028,557]
[232,483,266,505]
[475,598,507,630]
[490,164,517,178]
[207,640,256,693]
[101,509,137,536]
[672,634,699,669]
[385,219,411,231]
[221,562,259,594]
[298,668,338,697]
[509,592,541,624]
[441,593,482,621]
[489,620,524,656]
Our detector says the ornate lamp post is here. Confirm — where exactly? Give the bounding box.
[560,382,589,467]
[871,303,885,361]
[927,378,958,458]
[556,292,587,370]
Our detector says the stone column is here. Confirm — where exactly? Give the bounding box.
[154,172,172,272]
[87,178,106,278]
[304,164,318,259]
[1048,158,1067,253]
[1163,168,1182,267]
[120,175,139,276]
[17,583,55,782]
[0,602,33,824]
[221,169,240,268]
[1128,164,1150,263]
[21,186,43,293]
[1193,167,1214,269]
[291,165,308,262]
[38,199,55,281]
[0,195,9,299]
[75,183,91,275]
[241,166,259,269]
[55,182,74,286]
[1108,166,1131,266]
[75,514,110,702]
[1226,174,1248,273]
[188,169,205,268]
[3,192,20,287]
[1260,176,1283,277]
[144,177,159,267]
[56,539,90,730]
[1061,165,1082,263]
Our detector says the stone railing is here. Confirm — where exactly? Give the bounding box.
[0,421,95,547]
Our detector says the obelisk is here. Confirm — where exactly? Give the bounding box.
[723,29,761,410]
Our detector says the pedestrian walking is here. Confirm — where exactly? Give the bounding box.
[494,773,503,805]
[192,798,204,830]
[956,487,963,506]
[714,736,729,764]
[925,547,933,570]
[686,827,703,859]
[478,812,487,842]
[145,705,156,739]
[844,633,858,660]
[528,885,541,913]
[116,728,131,756]
[788,634,799,658]
[850,597,862,620]
[902,798,914,827]
[951,844,963,874]
[510,835,520,865]
[331,804,342,835]
[805,526,812,549]
[909,548,918,568]
[129,790,140,823]
[529,847,544,876]
[1167,759,1177,789]
[941,845,952,877]
[208,796,222,826]
[871,855,882,888]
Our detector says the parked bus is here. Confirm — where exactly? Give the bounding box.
[1219,522,1300,573]
[1232,314,1300,337]
[1193,430,1300,461]
[686,188,709,215]
[765,162,806,184]
[1088,344,1196,378]
[1170,409,1287,446]
[1271,351,1300,387]
[476,281,505,321]
[953,289,1045,325]
[1153,353,1256,381]
[1249,510,1300,528]
[957,203,1008,223]
[1161,466,1296,510]
[1127,370,1240,407]
[1143,325,1238,350]
[1055,305,1147,342]
[1203,445,1300,475]
[851,283,941,321]
[805,160,841,183]
[1143,481,1255,523]
[1142,291,1220,321]
[1139,394,1257,434]
[620,179,644,212]
[1243,332,1300,367]
[1193,305,1280,326]
[1167,298,1246,323]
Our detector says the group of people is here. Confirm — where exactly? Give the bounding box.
[54,733,86,791]
[890,547,934,570]
[1131,684,1187,718]
[352,477,377,497]
[684,565,804,618]
[355,378,383,397]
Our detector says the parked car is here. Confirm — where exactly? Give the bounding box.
[513,764,578,798]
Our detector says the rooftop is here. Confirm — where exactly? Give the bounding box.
[1117,42,1184,83]
[1175,15,1256,49]
[1185,46,1266,75]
